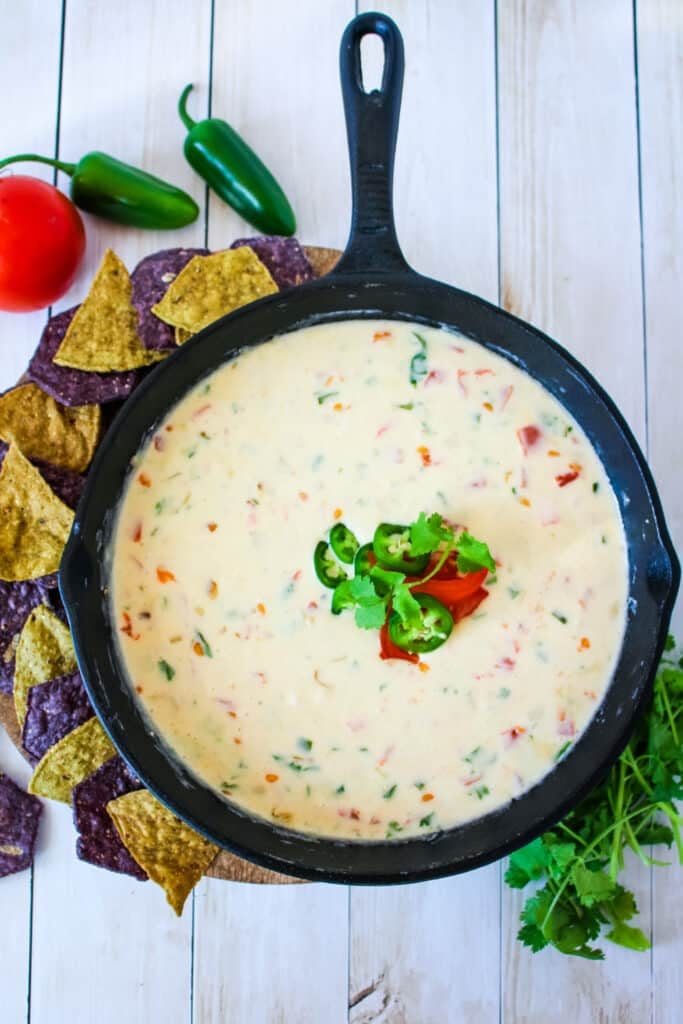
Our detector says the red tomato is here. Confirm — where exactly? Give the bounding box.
[0,175,85,312]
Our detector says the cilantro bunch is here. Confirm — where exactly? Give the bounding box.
[506,636,683,959]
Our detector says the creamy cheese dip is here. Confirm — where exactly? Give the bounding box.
[111,320,628,840]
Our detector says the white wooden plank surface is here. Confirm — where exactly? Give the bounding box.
[0,2,63,1019]
[205,0,354,251]
[349,4,501,1021]
[25,3,212,1023]
[194,882,349,1024]
[193,5,353,1019]
[636,2,683,1021]
[498,2,654,1020]
[0,1,681,1021]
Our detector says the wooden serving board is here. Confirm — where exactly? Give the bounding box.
[0,244,341,886]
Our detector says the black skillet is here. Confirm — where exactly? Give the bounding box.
[61,12,679,884]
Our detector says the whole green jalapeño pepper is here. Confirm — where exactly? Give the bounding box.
[0,152,199,229]
[372,523,430,575]
[178,84,296,236]
[388,593,454,654]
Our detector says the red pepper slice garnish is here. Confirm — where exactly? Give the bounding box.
[450,588,488,622]
[517,425,542,454]
[556,471,579,487]
[406,568,487,606]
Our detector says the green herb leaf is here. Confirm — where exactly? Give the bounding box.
[349,575,379,603]
[369,566,406,590]
[392,583,423,629]
[316,391,339,405]
[194,630,212,657]
[354,602,388,630]
[517,922,548,953]
[505,837,549,888]
[409,511,453,556]
[455,531,496,574]
[297,737,313,752]
[157,658,175,681]
[605,922,650,952]
[409,332,428,387]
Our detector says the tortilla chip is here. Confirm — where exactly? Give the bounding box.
[53,249,167,373]
[0,383,101,473]
[107,789,218,914]
[152,248,278,334]
[174,326,194,346]
[230,236,314,289]
[13,604,76,727]
[29,306,147,406]
[29,716,115,803]
[0,444,74,583]
[0,442,85,515]
[0,579,49,694]
[131,247,210,351]
[303,245,341,279]
[0,773,43,878]
[73,755,147,878]
[22,670,93,764]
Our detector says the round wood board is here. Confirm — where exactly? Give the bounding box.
[0,243,341,885]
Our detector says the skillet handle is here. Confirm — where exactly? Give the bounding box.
[334,12,411,276]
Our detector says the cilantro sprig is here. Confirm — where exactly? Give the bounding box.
[506,636,683,960]
[409,512,496,579]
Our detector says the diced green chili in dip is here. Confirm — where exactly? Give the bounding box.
[110,321,628,840]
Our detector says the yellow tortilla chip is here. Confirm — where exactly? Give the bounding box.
[107,789,218,915]
[152,248,278,334]
[14,604,77,727]
[29,717,114,803]
[0,444,74,583]
[54,249,166,372]
[174,326,193,346]
[0,383,101,473]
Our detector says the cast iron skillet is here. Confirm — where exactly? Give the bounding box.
[61,12,679,884]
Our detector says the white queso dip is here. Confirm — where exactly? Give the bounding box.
[111,320,628,840]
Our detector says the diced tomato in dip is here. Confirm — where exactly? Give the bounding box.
[111,321,627,840]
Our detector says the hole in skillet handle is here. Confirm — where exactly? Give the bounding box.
[334,12,413,278]
[359,33,385,93]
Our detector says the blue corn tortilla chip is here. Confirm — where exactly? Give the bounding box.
[0,580,49,694]
[0,772,43,878]
[72,755,147,879]
[230,236,314,290]
[28,307,145,406]
[131,248,210,351]
[21,671,93,764]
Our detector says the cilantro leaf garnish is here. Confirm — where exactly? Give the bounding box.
[409,332,428,387]
[455,531,496,574]
[157,658,176,681]
[392,583,423,629]
[409,511,453,556]
[355,601,388,630]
